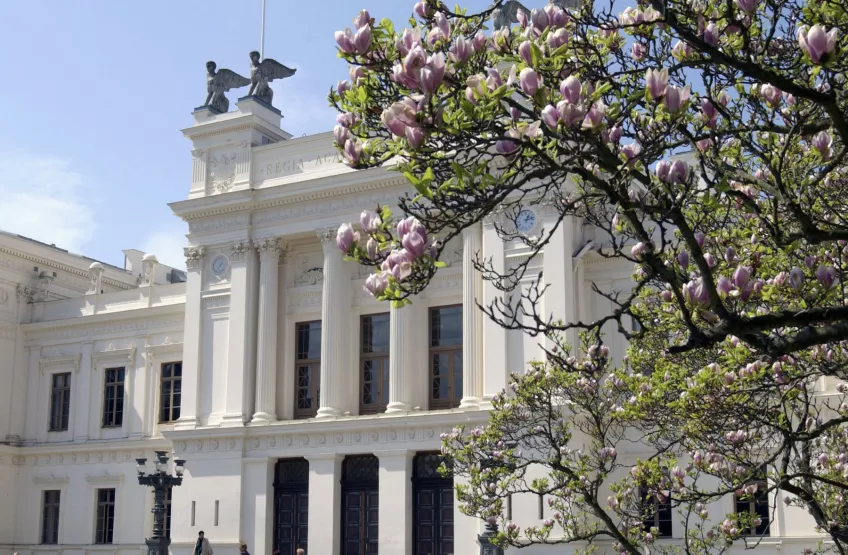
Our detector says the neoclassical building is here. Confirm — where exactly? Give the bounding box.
[0,98,823,555]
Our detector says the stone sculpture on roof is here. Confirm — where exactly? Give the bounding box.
[204,61,251,114]
[247,51,297,107]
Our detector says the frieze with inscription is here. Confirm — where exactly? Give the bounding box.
[255,151,343,181]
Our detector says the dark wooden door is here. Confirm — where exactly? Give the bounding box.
[342,489,379,554]
[413,453,454,555]
[274,459,310,555]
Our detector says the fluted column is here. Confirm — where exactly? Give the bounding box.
[317,228,348,418]
[460,223,484,409]
[386,303,415,413]
[252,237,283,422]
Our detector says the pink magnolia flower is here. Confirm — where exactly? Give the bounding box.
[518,40,533,66]
[669,160,689,183]
[560,76,582,104]
[342,139,363,166]
[333,125,349,147]
[396,28,421,57]
[717,276,732,296]
[352,9,371,30]
[547,28,569,49]
[812,131,833,160]
[608,125,623,142]
[672,40,693,60]
[655,160,671,181]
[530,8,550,33]
[582,101,606,129]
[420,53,446,94]
[789,267,805,290]
[733,266,751,288]
[335,28,356,54]
[631,242,647,259]
[353,25,373,54]
[541,105,560,130]
[703,22,719,47]
[645,68,669,100]
[622,142,641,160]
[363,272,389,297]
[449,36,472,65]
[798,25,839,63]
[472,31,487,52]
[336,80,351,96]
[736,0,756,12]
[696,138,712,151]
[336,223,356,252]
[519,68,540,96]
[760,84,782,107]
[816,265,836,288]
[700,98,718,127]
[557,101,585,127]
[665,85,691,114]
[381,107,407,137]
[631,43,647,60]
[405,126,425,149]
[677,250,690,269]
[704,253,716,267]
[413,1,431,18]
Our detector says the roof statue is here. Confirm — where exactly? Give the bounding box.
[491,0,581,30]
[491,0,530,30]
[248,51,297,107]
[204,61,250,114]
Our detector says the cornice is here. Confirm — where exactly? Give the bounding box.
[92,344,137,368]
[85,472,125,484]
[39,354,82,374]
[22,305,184,342]
[33,474,70,485]
[0,245,133,290]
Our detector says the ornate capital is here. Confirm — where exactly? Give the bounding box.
[16,284,33,303]
[191,148,204,159]
[317,227,338,247]
[255,237,285,261]
[184,246,206,270]
[230,240,252,262]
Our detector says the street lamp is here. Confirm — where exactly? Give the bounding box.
[136,451,185,555]
[478,441,517,555]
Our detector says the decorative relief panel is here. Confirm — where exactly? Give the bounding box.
[291,253,324,286]
[253,191,400,226]
[188,214,251,235]
[207,151,238,194]
[0,287,12,311]
[202,295,230,311]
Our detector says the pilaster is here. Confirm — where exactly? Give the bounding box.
[460,223,484,409]
[223,239,258,426]
[252,237,284,422]
[305,453,342,555]
[543,215,576,351]
[316,228,349,418]
[377,450,414,555]
[175,246,205,430]
[74,342,93,442]
[482,220,508,407]
[241,458,274,555]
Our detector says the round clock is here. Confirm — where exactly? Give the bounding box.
[211,255,229,276]
[516,209,537,234]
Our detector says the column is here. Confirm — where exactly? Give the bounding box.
[241,458,274,555]
[386,304,415,413]
[482,219,508,407]
[74,342,93,441]
[543,215,576,351]
[377,450,414,555]
[316,228,349,418]
[176,246,205,430]
[460,223,484,409]
[223,239,258,425]
[305,454,342,555]
[252,237,282,422]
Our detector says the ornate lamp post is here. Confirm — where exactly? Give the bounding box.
[136,451,186,555]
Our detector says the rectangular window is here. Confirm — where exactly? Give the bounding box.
[429,306,463,409]
[735,472,771,536]
[41,490,60,544]
[49,373,71,431]
[294,321,321,419]
[159,362,182,423]
[102,368,125,428]
[95,488,116,544]
[360,313,390,414]
[640,486,672,538]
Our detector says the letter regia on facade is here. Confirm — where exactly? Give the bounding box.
[0,96,822,555]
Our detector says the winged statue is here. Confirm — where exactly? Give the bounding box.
[491,0,530,30]
[205,61,250,114]
[247,51,297,107]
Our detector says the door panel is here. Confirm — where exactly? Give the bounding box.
[414,484,454,555]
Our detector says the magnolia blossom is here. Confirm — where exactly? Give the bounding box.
[333,125,349,148]
[789,267,805,290]
[631,43,647,60]
[700,98,718,127]
[665,85,691,114]
[547,28,569,49]
[672,40,693,60]
[645,68,669,100]
[622,142,641,160]
[560,76,582,104]
[735,0,756,12]
[541,105,560,130]
[717,276,732,296]
[669,160,689,183]
[413,1,430,18]
[519,41,533,66]
[733,266,751,288]
[352,9,370,29]
[655,160,671,181]
[519,67,540,96]
[419,53,446,94]
[582,101,606,129]
[703,22,719,47]
[812,131,833,160]
[360,210,381,233]
[798,25,839,63]
[677,250,690,269]
[760,84,782,107]
[336,223,356,252]
[816,265,836,288]
[363,271,389,297]
[342,138,363,166]
[631,242,647,259]
[449,36,472,64]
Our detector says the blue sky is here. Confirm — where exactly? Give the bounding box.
[0,0,493,269]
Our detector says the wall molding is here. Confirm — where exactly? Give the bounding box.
[39,354,82,374]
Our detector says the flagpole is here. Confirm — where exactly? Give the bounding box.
[260,0,266,58]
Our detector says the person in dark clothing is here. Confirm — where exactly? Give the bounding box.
[238,542,250,555]
[195,531,213,555]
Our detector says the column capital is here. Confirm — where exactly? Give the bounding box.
[229,239,252,262]
[317,227,338,248]
[255,237,287,262]
[184,246,206,270]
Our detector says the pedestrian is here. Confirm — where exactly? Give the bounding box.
[196,531,213,555]
[296,550,305,555]
[238,542,251,555]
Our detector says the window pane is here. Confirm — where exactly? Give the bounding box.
[297,322,322,359]
[431,306,462,347]
[362,314,390,354]
[382,361,390,405]
[432,354,449,400]
[362,360,375,405]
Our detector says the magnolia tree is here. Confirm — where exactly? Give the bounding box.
[329,0,847,552]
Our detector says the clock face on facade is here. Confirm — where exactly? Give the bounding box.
[211,255,229,276]
[516,209,537,234]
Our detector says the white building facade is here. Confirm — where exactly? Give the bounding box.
[0,98,825,555]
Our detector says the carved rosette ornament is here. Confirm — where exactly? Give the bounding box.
[184,246,206,270]
[230,240,251,262]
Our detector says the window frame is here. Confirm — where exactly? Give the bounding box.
[159,361,183,423]
[101,367,125,428]
[734,472,771,536]
[294,320,321,420]
[359,312,390,415]
[639,485,673,538]
[94,488,116,544]
[428,304,464,410]
[41,489,61,544]
[49,372,71,432]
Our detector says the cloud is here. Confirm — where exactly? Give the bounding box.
[0,153,96,253]
[142,222,188,270]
